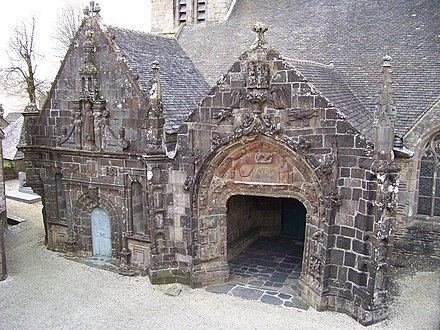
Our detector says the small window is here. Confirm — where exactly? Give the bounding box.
[131,182,145,234]
[56,173,67,220]
[417,133,440,216]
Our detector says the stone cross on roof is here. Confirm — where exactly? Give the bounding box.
[83,1,101,17]
[251,22,269,49]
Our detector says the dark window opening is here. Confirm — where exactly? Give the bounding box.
[418,133,440,216]
[131,181,145,234]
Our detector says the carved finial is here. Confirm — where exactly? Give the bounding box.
[24,103,38,113]
[150,61,162,101]
[374,55,395,159]
[382,55,392,67]
[148,60,163,117]
[376,55,395,128]
[251,22,268,49]
[84,1,101,17]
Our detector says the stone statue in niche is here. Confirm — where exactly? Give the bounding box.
[93,109,103,150]
[93,102,108,151]
[84,101,95,146]
[72,107,82,147]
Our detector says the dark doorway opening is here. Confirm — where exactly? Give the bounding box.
[281,198,307,238]
[226,195,306,295]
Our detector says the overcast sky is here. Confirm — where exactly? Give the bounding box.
[0,0,151,113]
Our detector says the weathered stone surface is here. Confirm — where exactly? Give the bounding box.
[17,5,440,327]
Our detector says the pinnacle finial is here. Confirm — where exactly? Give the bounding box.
[382,55,392,67]
[251,22,268,49]
[149,60,162,104]
[84,1,101,17]
[151,60,160,72]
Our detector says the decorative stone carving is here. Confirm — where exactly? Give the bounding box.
[105,166,117,177]
[289,108,319,121]
[230,90,243,108]
[315,154,336,178]
[73,103,82,147]
[93,100,108,151]
[247,60,269,89]
[234,113,281,138]
[325,192,342,208]
[84,101,95,146]
[269,86,288,109]
[84,187,99,208]
[212,108,233,124]
[184,176,194,191]
[250,22,268,50]
[308,229,324,280]
[210,134,222,147]
[246,90,268,106]
[148,60,163,118]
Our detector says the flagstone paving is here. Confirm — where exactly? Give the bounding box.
[206,236,309,310]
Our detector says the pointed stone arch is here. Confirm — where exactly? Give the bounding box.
[191,134,326,287]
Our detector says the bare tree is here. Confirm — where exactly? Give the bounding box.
[52,0,83,56]
[0,16,47,106]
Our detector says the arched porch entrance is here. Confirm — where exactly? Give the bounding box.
[227,195,306,258]
[227,195,307,293]
[191,135,326,292]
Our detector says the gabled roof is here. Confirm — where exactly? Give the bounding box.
[292,61,374,139]
[177,0,440,137]
[105,26,210,133]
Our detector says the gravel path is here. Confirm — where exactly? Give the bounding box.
[1,181,439,329]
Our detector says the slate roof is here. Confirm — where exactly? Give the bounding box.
[105,26,210,133]
[178,0,440,138]
[2,115,24,160]
[292,61,374,139]
[5,112,22,124]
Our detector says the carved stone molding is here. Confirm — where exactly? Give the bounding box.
[234,113,281,138]
[315,154,336,178]
[212,108,233,124]
[84,187,99,208]
[289,108,319,121]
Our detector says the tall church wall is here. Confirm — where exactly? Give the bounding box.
[394,104,440,268]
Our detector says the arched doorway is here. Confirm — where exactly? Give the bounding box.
[191,135,325,289]
[91,207,112,259]
[226,195,307,293]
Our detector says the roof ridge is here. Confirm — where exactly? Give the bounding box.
[283,57,334,69]
[102,24,176,40]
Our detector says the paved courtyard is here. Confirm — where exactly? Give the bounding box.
[1,180,439,329]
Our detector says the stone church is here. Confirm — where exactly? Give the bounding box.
[20,0,439,325]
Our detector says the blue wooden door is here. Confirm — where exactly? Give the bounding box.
[91,208,112,259]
